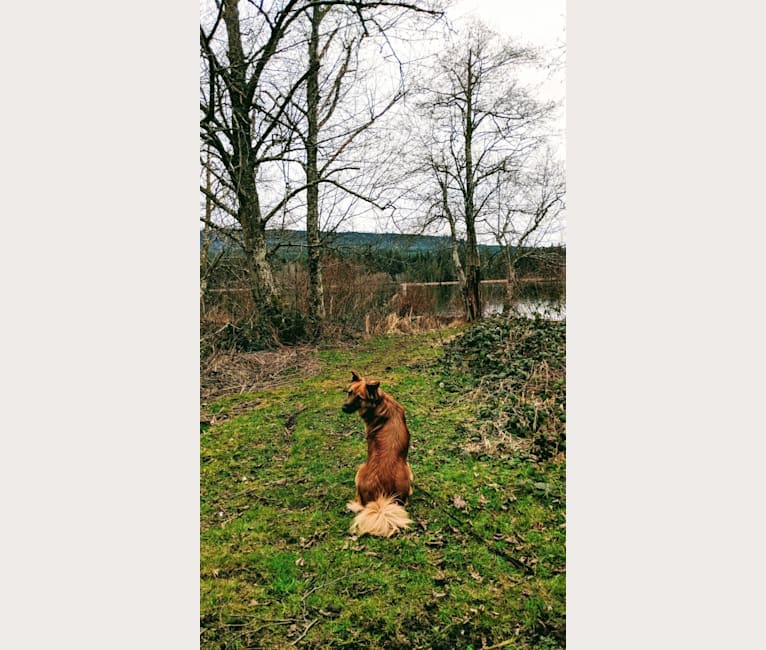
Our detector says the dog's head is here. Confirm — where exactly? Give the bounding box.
[342,370,381,414]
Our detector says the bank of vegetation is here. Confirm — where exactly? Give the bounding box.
[201,231,565,356]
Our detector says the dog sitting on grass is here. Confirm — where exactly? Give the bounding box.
[342,370,413,537]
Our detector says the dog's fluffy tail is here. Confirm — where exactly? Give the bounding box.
[347,496,411,537]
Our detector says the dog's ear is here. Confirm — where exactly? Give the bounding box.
[366,380,380,401]
[351,370,362,382]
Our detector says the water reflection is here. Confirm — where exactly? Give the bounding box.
[402,280,565,321]
[484,299,566,320]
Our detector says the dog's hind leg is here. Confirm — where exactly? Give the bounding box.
[347,464,366,512]
[407,463,414,496]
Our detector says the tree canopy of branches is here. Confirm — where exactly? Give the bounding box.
[294,2,442,335]
[410,21,560,320]
[489,146,565,306]
[200,0,443,341]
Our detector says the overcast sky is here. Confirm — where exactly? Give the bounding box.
[450,0,565,49]
[449,0,566,144]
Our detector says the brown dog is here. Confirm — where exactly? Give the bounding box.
[342,370,413,537]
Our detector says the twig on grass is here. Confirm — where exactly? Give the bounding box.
[290,618,318,645]
[300,567,369,613]
[416,484,534,575]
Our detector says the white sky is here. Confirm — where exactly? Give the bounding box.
[449,0,565,49]
[463,1,566,247]
[449,0,567,143]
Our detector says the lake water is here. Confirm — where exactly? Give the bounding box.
[485,298,566,320]
[402,280,565,321]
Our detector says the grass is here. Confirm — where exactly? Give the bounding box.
[201,323,565,649]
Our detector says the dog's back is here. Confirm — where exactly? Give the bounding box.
[356,391,411,505]
[343,371,414,536]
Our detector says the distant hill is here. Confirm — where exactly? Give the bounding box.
[200,228,505,255]
[201,227,565,282]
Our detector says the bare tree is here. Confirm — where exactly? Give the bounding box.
[200,0,443,338]
[200,0,312,321]
[411,152,471,314]
[295,2,443,336]
[488,148,566,308]
[413,21,554,320]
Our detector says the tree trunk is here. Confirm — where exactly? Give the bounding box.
[305,7,326,337]
[463,50,482,321]
[447,212,470,320]
[439,169,470,318]
[503,260,517,314]
[464,226,481,321]
[200,150,213,314]
[222,0,282,324]
[242,198,279,310]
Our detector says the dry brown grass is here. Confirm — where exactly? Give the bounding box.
[462,360,565,461]
[200,345,320,401]
[462,432,534,458]
[364,312,463,336]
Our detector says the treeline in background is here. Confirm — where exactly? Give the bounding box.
[201,228,565,355]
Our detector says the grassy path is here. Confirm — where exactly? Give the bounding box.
[201,328,565,649]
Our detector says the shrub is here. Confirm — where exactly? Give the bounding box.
[441,315,566,459]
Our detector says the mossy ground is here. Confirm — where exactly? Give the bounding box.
[201,325,565,649]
